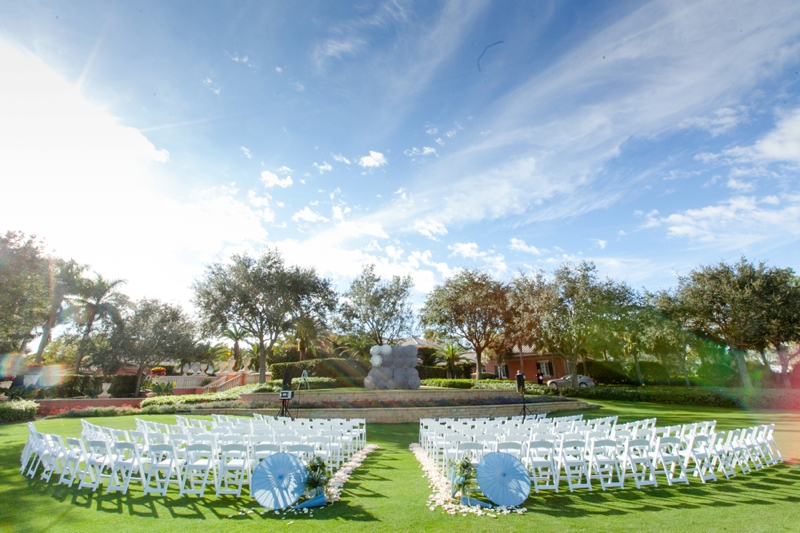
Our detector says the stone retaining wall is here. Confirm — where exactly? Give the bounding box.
[37,398,143,415]
[240,387,527,407]
[191,399,593,423]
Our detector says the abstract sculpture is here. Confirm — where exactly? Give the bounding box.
[363,344,421,390]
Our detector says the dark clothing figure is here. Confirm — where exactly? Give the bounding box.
[537,371,544,385]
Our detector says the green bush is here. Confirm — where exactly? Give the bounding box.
[636,361,670,383]
[0,399,39,422]
[108,375,138,398]
[577,360,634,385]
[138,383,259,408]
[269,358,369,381]
[420,379,475,389]
[696,363,737,387]
[416,365,447,380]
[548,385,743,408]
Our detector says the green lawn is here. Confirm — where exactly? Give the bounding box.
[1,402,799,532]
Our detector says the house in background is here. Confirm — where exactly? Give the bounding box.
[467,345,570,382]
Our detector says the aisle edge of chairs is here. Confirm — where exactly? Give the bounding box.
[21,413,367,499]
[419,413,783,494]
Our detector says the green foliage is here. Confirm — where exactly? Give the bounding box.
[138,383,260,408]
[49,405,140,418]
[334,264,414,345]
[150,381,174,395]
[577,360,634,385]
[0,231,49,353]
[549,385,743,408]
[44,375,104,398]
[269,358,369,381]
[421,269,509,381]
[636,361,670,383]
[416,365,447,379]
[192,249,336,383]
[304,455,328,494]
[417,347,438,366]
[420,378,475,389]
[451,456,474,497]
[108,375,138,398]
[696,363,738,387]
[0,399,38,422]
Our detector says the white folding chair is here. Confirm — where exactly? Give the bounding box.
[216,444,248,497]
[107,441,144,494]
[180,444,215,497]
[622,438,657,489]
[682,434,716,483]
[527,441,559,493]
[58,437,88,487]
[588,438,624,490]
[78,440,113,491]
[143,444,180,497]
[653,437,689,486]
[559,439,591,492]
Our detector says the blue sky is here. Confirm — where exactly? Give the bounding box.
[1,0,800,309]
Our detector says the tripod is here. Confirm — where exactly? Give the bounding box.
[519,389,532,421]
[278,398,292,418]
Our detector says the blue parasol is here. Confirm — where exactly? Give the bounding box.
[294,492,327,509]
[476,452,531,507]
[251,453,308,510]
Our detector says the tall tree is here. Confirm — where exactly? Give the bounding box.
[192,249,336,383]
[539,262,630,387]
[112,299,198,396]
[294,314,324,361]
[34,258,86,364]
[335,264,413,346]
[506,270,550,376]
[438,343,467,379]
[0,231,49,353]
[71,273,127,372]
[421,269,509,381]
[757,266,800,388]
[676,258,767,388]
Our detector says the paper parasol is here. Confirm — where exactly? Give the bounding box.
[476,452,531,507]
[251,452,307,510]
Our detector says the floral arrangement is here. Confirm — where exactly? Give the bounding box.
[451,456,474,497]
[409,443,527,518]
[305,455,328,497]
[150,367,167,377]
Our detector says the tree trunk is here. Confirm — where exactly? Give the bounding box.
[73,316,96,373]
[134,368,146,398]
[777,344,792,389]
[731,348,753,388]
[517,342,525,377]
[569,355,579,387]
[633,352,643,385]
[475,347,482,381]
[34,311,56,364]
[233,341,241,371]
[258,338,267,383]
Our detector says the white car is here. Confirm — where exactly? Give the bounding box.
[547,374,596,389]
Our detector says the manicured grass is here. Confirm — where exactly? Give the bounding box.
[1,403,799,533]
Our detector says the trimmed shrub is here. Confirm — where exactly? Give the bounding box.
[637,361,670,383]
[138,383,259,408]
[269,358,369,381]
[416,365,447,380]
[548,385,743,408]
[577,361,634,385]
[420,379,475,389]
[108,375,138,398]
[49,405,140,418]
[0,399,38,422]
[696,363,737,387]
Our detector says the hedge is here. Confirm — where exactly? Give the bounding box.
[108,375,138,398]
[138,384,259,408]
[577,361,634,385]
[252,377,358,393]
[548,385,743,408]
[0,399,39,422]
[420,379,476,389]
[416,365,447,380]
[269,358,369,381]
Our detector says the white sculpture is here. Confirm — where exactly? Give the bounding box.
[364,344,421,390]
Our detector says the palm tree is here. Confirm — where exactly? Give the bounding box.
[72,273,126,372]
[221,325,249,370]
[294,315,324,361]
[439,343,466,378]
[34,258,86,364]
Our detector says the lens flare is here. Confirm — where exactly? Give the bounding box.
[0,354,26,378]
[38,365,66,387]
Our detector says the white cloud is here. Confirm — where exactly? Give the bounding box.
[277,166,293,174]
[648,194,800,249]
[425,126,438,135]
[435,138,445,146]
[509,238,543,255]
[260,171,293,188]
[726,177,755,191]
[275,67,283,73]
[241,146,252,159]
[332,154,351,164]
[723,108,800,164]
[448,242,507,273]
[292,206,329,223]
[680,106,747,137]
[292,81,305,92]
[332,205,351,221]
[404,146,438,158]
[313,37,366,69]
[358,151,387,168]
[591,239,607,249]
[413,220,448,240]
[313,161,333,173]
